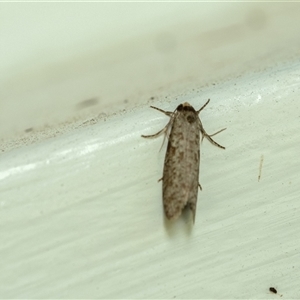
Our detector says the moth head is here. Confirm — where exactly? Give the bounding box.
[177,102,197,123]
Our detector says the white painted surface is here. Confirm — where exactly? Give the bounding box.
[1,2,300,299]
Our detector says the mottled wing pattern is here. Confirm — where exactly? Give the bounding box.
[142,99,225,223]
[162,104,201,221]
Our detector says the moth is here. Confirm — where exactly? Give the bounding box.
[142,99,225,222]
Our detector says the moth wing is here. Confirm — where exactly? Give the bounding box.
[162,144,200,221]
[163,163,199,221]
[163,178,190,220]
[162,109,201,222]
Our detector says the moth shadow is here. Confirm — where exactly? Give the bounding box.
[163,208,193,237]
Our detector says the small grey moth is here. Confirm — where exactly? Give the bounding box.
[142,99,225,222]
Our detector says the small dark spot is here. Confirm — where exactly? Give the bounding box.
[269,287,277,294]
[81,118,97,126]
[179,152,184,160]
[177,104,183,111]
[124,99,128,103]
[167,144,176,156]
[76,98,98,109]
[187,115,196,123]
[150,96,155,100]
[24,127,33,133]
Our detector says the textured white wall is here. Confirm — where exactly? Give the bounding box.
[1,2,300,299]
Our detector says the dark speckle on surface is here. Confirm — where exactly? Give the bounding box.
[269,287,277,294]
[76,98,98,109]
[24,127,33,133]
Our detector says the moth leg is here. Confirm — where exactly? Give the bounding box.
[197,99,226,149]
[142,105,174,138]
[141,125,168,139]
[149,106,173,117]
[158,177,163,182]
[141,107,173,138]
[201,128,226,149]
[209,127,226,137]
[198,182,202,191]
[142,105,175,151]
